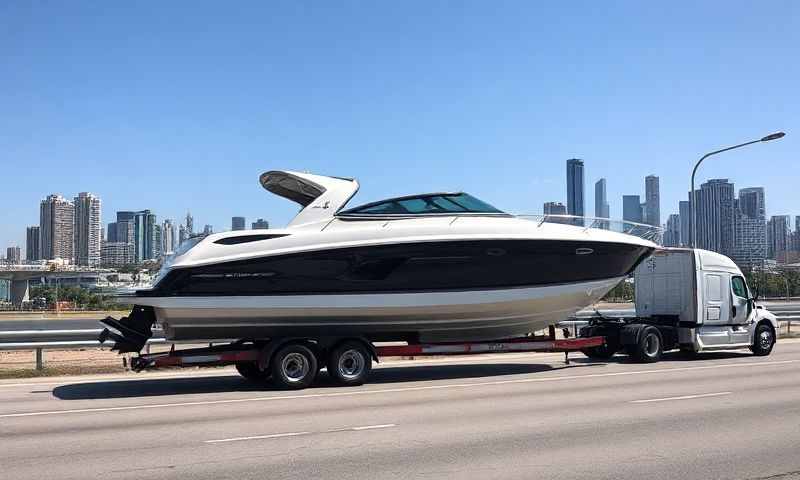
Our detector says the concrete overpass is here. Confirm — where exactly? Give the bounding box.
[0,265,114,306]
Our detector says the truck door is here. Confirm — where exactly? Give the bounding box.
[730,276,750,324]
[703,273,730,325]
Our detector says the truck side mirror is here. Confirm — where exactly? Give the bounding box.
[752,287,760,301]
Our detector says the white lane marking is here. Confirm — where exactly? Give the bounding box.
[350,423,396,431]
[630,391,733,404]
[0,359,796,419]
[205,431,309,444]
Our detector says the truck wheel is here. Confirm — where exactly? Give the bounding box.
[630,326,663,363]
[750,323,775,356]
[327,341,372,386]
[580,345,616,360]
[235,362,269,382]
[271,344,318,390]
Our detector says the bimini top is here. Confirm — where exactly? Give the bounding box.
[260,170,359,227]
[338,192,507,217]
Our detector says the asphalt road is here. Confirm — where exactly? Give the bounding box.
[1,341,800,479]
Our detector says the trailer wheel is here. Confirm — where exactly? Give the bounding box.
[750,323,775,356]
[271,343,318,390]
[235,362,269,382]
[327,341,372,386]
[630,326,663,363]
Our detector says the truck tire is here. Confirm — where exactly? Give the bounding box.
[750,323,775,357]
[235,362,269,382]
[327,341,372,386]
[580,344,616,360]
[271,343,318,390]
[630,326,663,363]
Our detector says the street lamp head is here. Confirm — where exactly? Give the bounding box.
[761,132,786,142]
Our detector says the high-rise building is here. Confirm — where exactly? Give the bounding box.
[664,214,681,247]
[622,195,643,223]
[73,192,102,266]
[566,159,584,223]
[25,226,40,261]
[162,219,176,255]
[543,201,569,224]
[133,210,158,262]
[40,194,75,262]
[107,222,117,242]
[543,202,567,215]
[232,216,246,231]
[767,215,790,260]
[203,224,214,235]
[693,179,735,256]
[152,224,162,259]
[594,178,610,218]
[252,218,270,229]
[730,187,766,268]
[101,242,134,266]
[6,246,21,264]
[185,212,194,235]
[178,224,188,245]
[678,201,691,247]
[738,187,765,219]
[644,175,660,227]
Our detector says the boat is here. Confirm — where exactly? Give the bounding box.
[99,170,657,353]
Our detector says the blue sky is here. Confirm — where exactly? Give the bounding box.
[1,1,797,252]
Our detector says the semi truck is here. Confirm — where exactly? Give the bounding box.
[114,248,778,389]
[579,248,778,362]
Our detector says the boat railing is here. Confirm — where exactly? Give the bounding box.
[516,214,663,243]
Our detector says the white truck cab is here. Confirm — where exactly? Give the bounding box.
[635,248,778,354]
[581,248,777,362]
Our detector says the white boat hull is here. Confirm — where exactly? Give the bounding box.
[133,276,624,342]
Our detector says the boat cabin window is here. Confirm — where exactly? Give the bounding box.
[339,193,504,216]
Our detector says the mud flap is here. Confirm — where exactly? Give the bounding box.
[99,305,156,353]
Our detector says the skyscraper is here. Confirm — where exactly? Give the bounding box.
[693,179,735,256]
[6,246,21,264]
[664,214,681,247]
[133,210,158,262]
[767,215,790,260]
[73,192,102,266]
[644,175,660,227]
[678,201,691,247]
[594,178,610,220]
[232,216,246,231]
[731,187,766,268]
[185,211,194,235]
[26,226,40,261]
[252,218,270,229]
[203,224,214,235]
[179,224,188,245]
[622,195,643,223]
[40,194,74,262]
[566,159,584,223]
[162,219,176,255]
[543,202,567,215]
[738,187,766,219]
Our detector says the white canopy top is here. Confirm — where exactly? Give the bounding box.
[259,170,360,227]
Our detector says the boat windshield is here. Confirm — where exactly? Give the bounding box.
[339,193,504,216]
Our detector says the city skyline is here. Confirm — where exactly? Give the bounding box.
[2,2,796,253]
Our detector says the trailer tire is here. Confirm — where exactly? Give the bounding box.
[630,326,663,363]
[327,341,372,386]
[750,323,775,357]
[235,362,269,382]
[271,343,318,390]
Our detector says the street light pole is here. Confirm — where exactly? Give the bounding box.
[690,132,786,248]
